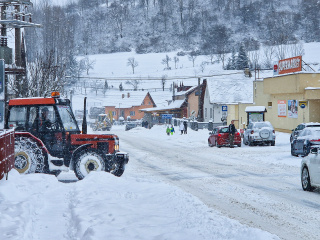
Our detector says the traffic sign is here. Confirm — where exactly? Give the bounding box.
[161,114,173,119]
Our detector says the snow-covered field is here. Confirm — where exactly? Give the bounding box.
[1,125,320,240]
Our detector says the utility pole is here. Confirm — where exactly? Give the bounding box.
[197,77,203,122]
[0,0,41,129]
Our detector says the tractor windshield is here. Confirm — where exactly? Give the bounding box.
[57,105,80,132]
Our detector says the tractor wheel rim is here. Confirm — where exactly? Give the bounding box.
[85,160,99,173]
[14,152,30,173]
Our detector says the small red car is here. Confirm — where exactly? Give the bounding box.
[208,126,241,148]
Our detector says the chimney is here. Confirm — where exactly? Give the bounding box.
[127,92,130,98]
[122,94,124,98]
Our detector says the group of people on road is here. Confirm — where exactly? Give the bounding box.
[166,121,188,136]
[166,125,175,135]
[179,121,188,134]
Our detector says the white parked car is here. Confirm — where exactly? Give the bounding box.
[301,147,320,191]
[243,121,276,146]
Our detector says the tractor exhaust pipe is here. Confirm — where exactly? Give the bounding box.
[82,97,87,134]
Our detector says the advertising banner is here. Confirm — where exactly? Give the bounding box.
[278,100,287,117]
[278,56,302,75]
[288,100,298,118]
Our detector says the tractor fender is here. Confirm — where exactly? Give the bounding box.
[15,132,50,154]
[70,143,93,170]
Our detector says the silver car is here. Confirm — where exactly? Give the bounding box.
[301,147,320,191]
[243,121,276,146]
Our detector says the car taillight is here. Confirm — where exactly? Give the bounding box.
[9,124,13,128]
[310,139,320,142]
[218,133,222,137]
[236,132,240,136]
[251,130,254,134]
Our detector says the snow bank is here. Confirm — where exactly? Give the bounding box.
[0,168,279,240]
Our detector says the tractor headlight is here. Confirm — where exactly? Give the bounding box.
[114,143,119,151]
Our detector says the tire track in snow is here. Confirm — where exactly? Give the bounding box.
[119,132,320,240]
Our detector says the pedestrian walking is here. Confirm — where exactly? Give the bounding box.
[183,121,188,134]
[179,122,185,134]
[170,125,175,135]
[228,120,236,148]
[166,126,171,136]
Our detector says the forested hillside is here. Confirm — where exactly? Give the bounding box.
[22,0,319,86]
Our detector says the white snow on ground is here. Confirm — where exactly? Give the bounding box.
[0,125,283,240]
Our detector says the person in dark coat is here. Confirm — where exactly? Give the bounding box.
[228,120,236,148]
[183,121,187,134]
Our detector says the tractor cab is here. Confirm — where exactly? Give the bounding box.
[6,92,81,158]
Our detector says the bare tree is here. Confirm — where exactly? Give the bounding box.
[81,56,96,75]
[262,45,276,68]
[188,51,198,67]
[275,44,290,61]
[289,42,305,58]
[200,61,206,73]
[109,2,128,38]
[125,79,140,90]
[161,75,167,91]
[127,57,139,74]
[248,50,260,69]
[173,56,179,69]
[207,54,215,64]
[12,51,66,98]
[161,55,171,70]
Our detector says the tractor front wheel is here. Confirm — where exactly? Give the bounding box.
[14,137,46,174]
[74,149,105,180]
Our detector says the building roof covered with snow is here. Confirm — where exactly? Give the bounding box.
[206,72,254,104]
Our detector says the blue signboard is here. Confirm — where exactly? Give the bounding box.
[162,114,173,119]
[222,106,228,112]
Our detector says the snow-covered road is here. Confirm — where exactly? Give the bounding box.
[114,125,320,240]
[2,124,320,240]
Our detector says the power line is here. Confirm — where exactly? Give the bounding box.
[65,72,244,81]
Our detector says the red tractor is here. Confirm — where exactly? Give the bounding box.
[5,92,129,180]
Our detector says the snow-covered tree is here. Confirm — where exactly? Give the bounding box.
[126,80,140,91]
[161,55,171,70]
[127,57,139,74]
[226,48,236,70]
[236,45,249,70]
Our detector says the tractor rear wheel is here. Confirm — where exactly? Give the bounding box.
[74,149,105,180]
[14,137,46,174]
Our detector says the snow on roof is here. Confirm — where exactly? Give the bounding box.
[174,86,197,96]
[206,72,254,104]
[101,91,147,108]
[305,87,320,90]
[148,90,173,108]
[97,89,174,109]
[141,99,185,112]
[245,106,267,112]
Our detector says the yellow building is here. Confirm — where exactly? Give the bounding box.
[228,72,320,132]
